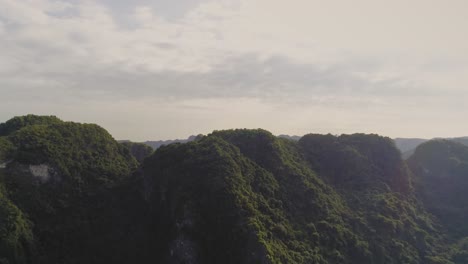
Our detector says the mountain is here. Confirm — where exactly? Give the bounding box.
[394,138,428,154]
[142,130,447,263]
[1,115,466,264]
[394,138,428,159]
[408,139,468,237]
[138,134,300,151]
[408,139,468,262]
[0,115,153,264]
[120,141,154,163]
[394,137,468,160]
[277,134,302,141]
[141,135,200,150]
[451,137,468,147]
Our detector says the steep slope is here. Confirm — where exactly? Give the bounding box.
[0,115,460,264]
[451,137,468,147]
[0,115,149,264]
[211,130,371,263]
[142,130,368,263]
[302,134,411,193]
[0,173,33,264]
[299,134,448,264]
[408,139,468,263]
[142,129,448,264]
[408,140,468,237]
[120,141,154,163]
[394,137,468,160]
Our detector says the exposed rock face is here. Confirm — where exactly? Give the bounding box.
[0,160,12,169]
[29,164,50,182]
[167,206,198,264]
[169,235,199,264]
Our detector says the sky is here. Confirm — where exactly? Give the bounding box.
[1,0,468,141]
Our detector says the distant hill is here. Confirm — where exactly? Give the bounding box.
[408,139,468,261]
[277,134,302,141]
[451,137,468,146]
[142,135,199,149]
[394,138,428,154]
[134,134,302,150]
[120,141,154,163]
[394,137,468,159]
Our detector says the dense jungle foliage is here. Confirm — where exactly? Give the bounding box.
[0,115,466,263]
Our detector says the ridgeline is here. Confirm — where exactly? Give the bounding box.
[0,115,466,264]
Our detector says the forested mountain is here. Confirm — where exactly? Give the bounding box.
[394,138,429,159]
[0,115,466,263]
[139,135,199,150]
[408,140,468,263]
[278,134,302,141]
[394,137,468,160]
[451,137,468,147]
[0,115,152,264]
[394,138,428,154]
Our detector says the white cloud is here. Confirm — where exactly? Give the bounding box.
[0,0,468,139]
[2,0,467,74]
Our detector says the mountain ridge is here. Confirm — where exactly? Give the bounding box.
[0,115,466,264]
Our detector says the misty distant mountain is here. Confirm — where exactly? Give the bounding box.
[142,135,199,150]
[393,138,428,153]
[394,138,428,159]
[120,135,201,150]
[130,134,303,150]
[451,136,468,146]
[394,137,468,159]
[277,134,302,141]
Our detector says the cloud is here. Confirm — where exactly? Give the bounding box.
[0,0,468,140]
[2,0,467,76]
[0,51,430,106]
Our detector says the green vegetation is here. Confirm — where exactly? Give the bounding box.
[0,182,33,264]
[141,129,448,263]
[120,141,154,163]
[409,140,468,237]
[0,115,61,137]
[300,133,411,193]
[0,115,466,263]
[299,134,448,263]
[0,138,13,162]
[8,121,138,183]
[408,140,468,263]
[0,115,144,263]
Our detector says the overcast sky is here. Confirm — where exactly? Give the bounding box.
[1,0,468,140]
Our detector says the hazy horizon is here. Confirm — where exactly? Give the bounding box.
[3,114,468,142]
[1,0,468,141]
